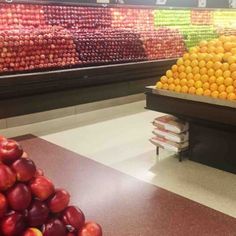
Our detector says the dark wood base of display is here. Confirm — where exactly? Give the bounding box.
[146,88,236,174]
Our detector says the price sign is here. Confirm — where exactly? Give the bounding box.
[156,0,167,5]
[229,0,236,8]
[198,0,207,7]
[96,0,110,3]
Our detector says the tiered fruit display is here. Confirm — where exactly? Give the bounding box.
[73,29,147,65]
[156,36,236,101]
[0,3,46,28]
[43,6,112,29]
[140,28,186,60]
[0,136,102,236]
[0,26,80,72]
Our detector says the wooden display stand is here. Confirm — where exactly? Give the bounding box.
[146,87,236,174]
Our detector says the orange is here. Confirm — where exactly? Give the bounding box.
[199,60,206,68]
[215,40,223,47]
[212,54,223,62]
[196,88,204,95]
[189,47,199,53]
[215,69,223,77]
[187,79,195,87]
[185,66,192,74]
[192,66,200,74]
[230,63,236,72]
[224,77,233,86]
[177,58,184,66]
[208,69,215,77]
[184,60,191,67]
[180,79,188,86]
[174,85,181,93]
[233,80,236,87]
[216,76,224,85]
[189,87,196,94]
[204,54,213,62]
[183,53,190,60]
[226,85,234,93]
[227,93,236,100]
[211,91,219,98]
[228,56,236,64]
[221,63,229,71]
[224,42,233,52]
[215,47,224,54]
[174,78,180,85]
[214,62,222,70]
[161,76,168,83]
[203,82,210,90]
[231,48,236,54]
[178,65,185,73]
[200,67,207,75]
[207,46,215,54]
[199,40,208,47]
[223,52,232,61]
[181,86,189,93]
[173,72,179,79]
[209,76,216,84]
[198,53,206,61]
[190,53,198,61]
[156,82,163,89]
[210,83,218,91]
[167,77,174,84]
[191,60,198,67]
[166,70,173,78]
[169,84,176,91]
[200,47,208,53]
[206,61,214,69]
[219,91,227,99]
[201,75,209,83]
[195,80,202,88]
[179,72,187,79]
[163,83,169,90]
[187,73,194,80]
[218,84,226,92]
[194,74,201,81]
[223,70,231,78]
[232,71,236,80]
[172,65,178,72]
[203,89,211,96]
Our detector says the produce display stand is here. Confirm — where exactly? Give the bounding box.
[16,134,236,235]
[146,86,236,174]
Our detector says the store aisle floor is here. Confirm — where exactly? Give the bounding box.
[1,100,236,218]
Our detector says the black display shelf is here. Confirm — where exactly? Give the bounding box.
[0,59,175,118]
[145,87,236,174]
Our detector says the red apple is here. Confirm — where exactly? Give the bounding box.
[1,212,26,236]
[0,193,7,218]
[7,183,32,211]
[30,176,55,201]
[42,218,66,236]
[0,164,16,191]
[28,200,49,227]
[78,222,102,236]
[0,135,6,142]
[12,158,36,182]
[0,139,23,164]
[67,233,76,236]
[62,206,85,231]
[23,227,43,236]
[48,189,70,213]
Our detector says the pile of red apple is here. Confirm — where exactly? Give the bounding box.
[0,26,80,72]
[0,136,102,236]
[43,5,112,29]
[140,28,186,60]
[0,3,46,28]
[73,28,147,65]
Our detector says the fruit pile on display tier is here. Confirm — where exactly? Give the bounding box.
[0,136,102,236]
[213,11,236,27]
[140,28,186,60]
[156,36,236,101]
[0,4,46,28]
[191,10,213,25]
[111,8,154,30]
[73,29,147,65]
[0,26,80,72]
[43,6,112,29]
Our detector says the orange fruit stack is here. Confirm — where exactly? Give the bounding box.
[156,36,236,101]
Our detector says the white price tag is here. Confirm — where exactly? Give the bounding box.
[156,0,167,5]
[96,0,110,3]
[229,0,236,8]
[198,0,207,7]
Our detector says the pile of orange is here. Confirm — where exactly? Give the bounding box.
[156,35,236,100]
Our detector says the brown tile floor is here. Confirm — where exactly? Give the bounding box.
[17,135,236,236]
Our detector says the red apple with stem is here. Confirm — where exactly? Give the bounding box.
[0,164,16,191]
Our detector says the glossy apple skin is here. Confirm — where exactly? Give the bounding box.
[78,222,102,236]
[42,218,67,236]
[7,183,32,211]
[0,164,16,191]
[48,189,70,213]
[23,227,43,236]
[1,212,26,236]
[62,206,85,231]
[30,176,55,201]
[12,158,36,182]
[0,192,7,218]
[28,200,49,227]
[0,139,23,164]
